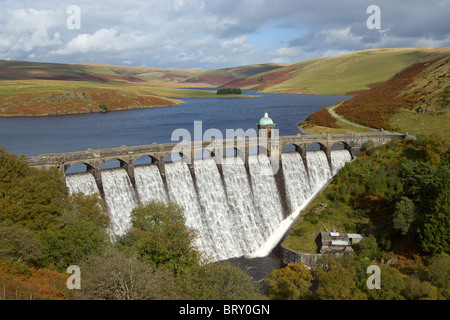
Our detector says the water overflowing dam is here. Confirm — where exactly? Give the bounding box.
[65,149,352,262]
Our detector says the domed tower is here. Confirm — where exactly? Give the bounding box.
[257,112,278,158]
[257,112,275,139]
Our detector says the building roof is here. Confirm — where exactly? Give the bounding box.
[259,112,274,125]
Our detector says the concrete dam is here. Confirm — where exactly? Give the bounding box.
[27,113,408,262]
[64,149,351,261]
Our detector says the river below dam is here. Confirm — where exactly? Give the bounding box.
[0,89,351,283]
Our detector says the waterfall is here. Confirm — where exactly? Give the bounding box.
[164,161,208,256]
[134,165,168,205]
[331,149,352,176]
[101,169,139,239]
[65,172,100,196]
[221,157,267,255]
[247,155,284,239]
[193,158,243,261]
[281,152,310,212]
[306,150,332,194]
[65,149,352,261]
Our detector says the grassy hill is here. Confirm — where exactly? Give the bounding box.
[0,60,203,84]
[334,54,450,139]
[300,54,449,140]
[0,61,216,116]
[218,47,450,95]
[183,63,287,87]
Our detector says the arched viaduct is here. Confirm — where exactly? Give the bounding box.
[26,132,410,200]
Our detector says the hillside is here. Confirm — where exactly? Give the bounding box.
[0,61,209,116]
[334,55,449,139]
[183,63,287,87]
[218,47,450,95]
[0,60,204,85]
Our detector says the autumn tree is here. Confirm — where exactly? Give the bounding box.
[313,256,367,300]
[72,249,180,300]
[0,148,67,232]
[264,262,314,300]
[177,261,265,300]
[40,193,110,271]
[118,200,201,273]
[0,221,44,266]
[393,196,416,236]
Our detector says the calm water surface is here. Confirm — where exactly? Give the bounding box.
[0,90,350,156]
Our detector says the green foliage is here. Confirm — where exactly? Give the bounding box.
[353,234,379,260]
[216,88,242,95]
[393,197,416,236]
[177,262,265,300]
[264,262,314,300]
[365,265,407,300]
[40,193,110,271]
[0,221,44,266]
[98,101,109,113]
[0,150,68,232]
[72,249,180,300]
[313,256,367,300]
[118,200,201,273]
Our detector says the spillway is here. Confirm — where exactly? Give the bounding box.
[65,150,352,261]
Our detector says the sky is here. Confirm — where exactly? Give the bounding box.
[0,0,449,70]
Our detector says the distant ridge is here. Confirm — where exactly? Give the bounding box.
[216,47,450,95]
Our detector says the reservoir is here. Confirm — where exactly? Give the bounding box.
[0,90,350,157]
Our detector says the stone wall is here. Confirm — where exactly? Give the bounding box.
[279,244,347,269]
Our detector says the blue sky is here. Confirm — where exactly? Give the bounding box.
[0,0,449,70]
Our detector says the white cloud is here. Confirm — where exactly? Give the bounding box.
[0,0,449,69]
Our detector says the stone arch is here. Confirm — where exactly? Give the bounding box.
[222,147,246,161]
[133,154,159,167]
[164,152,192,164]
[100,157,130,170]
[305,141,328,152]
[331,141,353,151]
[249,145,269,157]
[281,143,304,154]
[64,161,95,175]
[193,149,214,161]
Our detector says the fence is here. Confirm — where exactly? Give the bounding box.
[1,285,34,300]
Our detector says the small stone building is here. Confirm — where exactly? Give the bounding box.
[319,231,363,254]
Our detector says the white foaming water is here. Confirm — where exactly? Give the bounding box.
[164,161,208,256]
[281,152,311,212]
[134,165,168,205]
[64,149,352,262]
[306,150,332,194]
[101,169,139,240]
[330,149,352,176]
[193,158,242,261]
[65,172,100,196]
[247,155,284,246]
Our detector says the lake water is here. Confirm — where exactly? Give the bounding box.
[0,90,350,157]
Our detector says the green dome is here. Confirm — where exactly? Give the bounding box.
[259,112,273,125]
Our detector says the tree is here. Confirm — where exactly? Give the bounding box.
[176,261,265,300]
[118,200,201,273]
[72,249,180,300]
[365,265,407,300]
[0,148,68,232]
[428,253,450,299]
[40,193,110,271]
[0,221,44,266]
[393,196,416,236]
[264,262,314,300]
[314,256,367,300]
[418,190,450,255]
[353,234,379,260]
